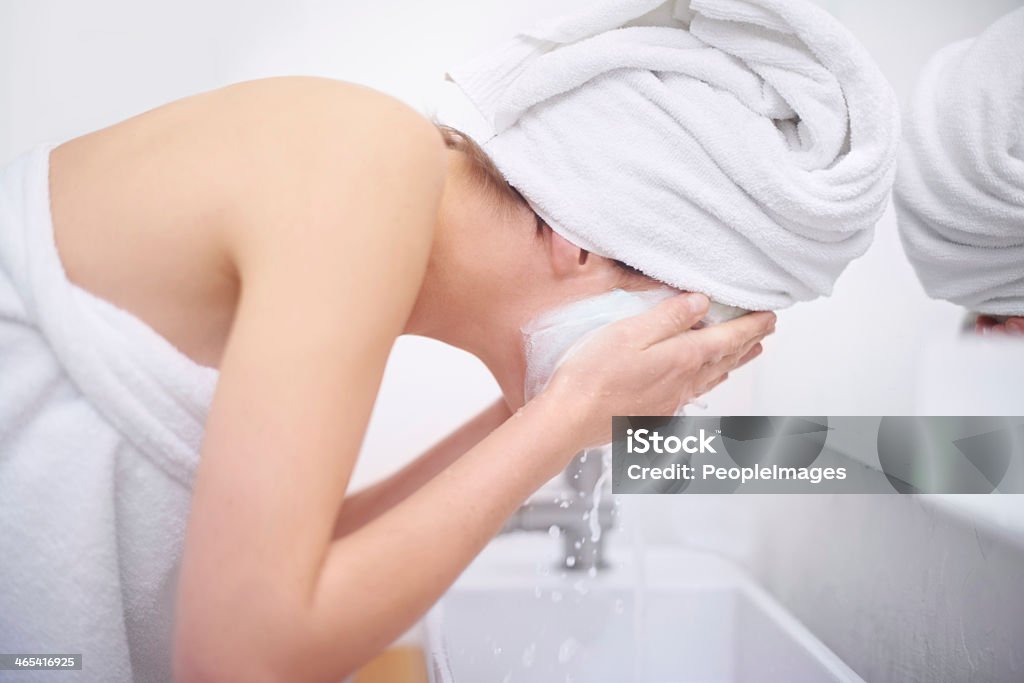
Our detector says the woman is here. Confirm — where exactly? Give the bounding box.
[0,77,773,681]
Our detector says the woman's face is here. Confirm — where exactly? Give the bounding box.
[410,149,667,408]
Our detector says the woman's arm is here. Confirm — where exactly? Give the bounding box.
[173,82,452,682]
[332,399,511,538]
[172,78,774,683]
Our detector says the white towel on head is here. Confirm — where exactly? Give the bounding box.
[446,0,899,311]
[894,8,1024,317]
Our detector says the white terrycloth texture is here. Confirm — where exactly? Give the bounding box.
[894,8,1024,317]
[447,0,899,310]
[0,145,219,682]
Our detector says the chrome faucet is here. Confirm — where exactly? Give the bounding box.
[501,449,615,572]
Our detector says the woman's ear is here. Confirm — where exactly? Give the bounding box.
[548,228,591,278]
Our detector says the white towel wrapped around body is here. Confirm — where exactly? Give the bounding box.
[0,144,219,682]
[895,8,1024,317]
[447,0,899,311]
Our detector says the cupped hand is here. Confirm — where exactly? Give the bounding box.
[540,292,775,450]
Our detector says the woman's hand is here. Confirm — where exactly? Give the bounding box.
[976,315,1024,336]
[539,292,775,450]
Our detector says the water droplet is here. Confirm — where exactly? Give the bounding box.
[547,525,560,538]
[521,643,536,668]
[557,637,581,663]
[587,566,598,578]
[565,555,576,568]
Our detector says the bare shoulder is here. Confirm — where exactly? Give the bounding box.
[224,77,429,117]
[211,77,445,175]
[48,77,446,367]
[209,78,448,348]
[207,78,448,265]
[215,77,443,149]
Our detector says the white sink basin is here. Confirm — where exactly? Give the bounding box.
[426,536,862,683]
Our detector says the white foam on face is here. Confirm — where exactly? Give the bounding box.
[521,287,678,403]
[702,301,749,325]
[521,288,749,403]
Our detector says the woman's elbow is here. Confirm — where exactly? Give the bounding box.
[172,642,278,683]
[173,624,359,683]
[172,620,296,683]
